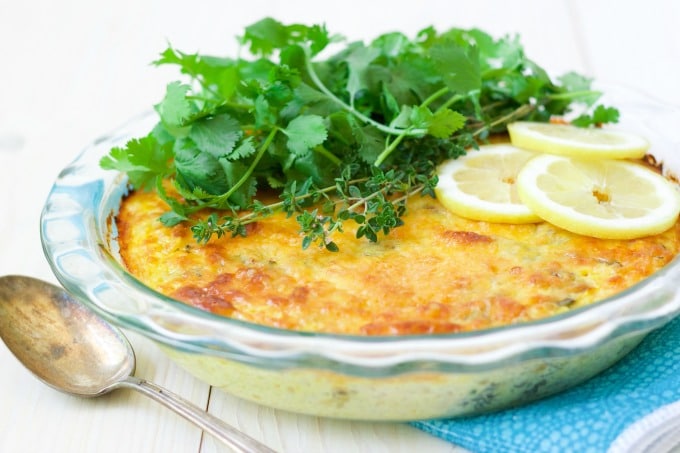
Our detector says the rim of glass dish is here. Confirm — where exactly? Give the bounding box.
[40,83,680,370]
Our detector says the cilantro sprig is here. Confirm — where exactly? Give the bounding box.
[100,18,618,251]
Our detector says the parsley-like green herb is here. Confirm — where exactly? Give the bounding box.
[100,18,618,251]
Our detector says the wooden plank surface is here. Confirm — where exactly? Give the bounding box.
[0,1,678,451]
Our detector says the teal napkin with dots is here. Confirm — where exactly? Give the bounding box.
[411,316,680,453]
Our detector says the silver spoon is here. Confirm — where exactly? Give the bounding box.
[0,275,277,453]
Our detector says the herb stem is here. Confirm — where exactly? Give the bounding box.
[217,101,255,111]
[421,87,450,108]
[472,103,535,137]
[373,128,410,167]
[225,176,370,226]
[374,89,473,167]
[217,127,278,203]
[435,93,468,113]
[314,145,342,166]
[393,182,426,203]
[348,181,426,215]
[301,46,427,137]
[546,90,601,102]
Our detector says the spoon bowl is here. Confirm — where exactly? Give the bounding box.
[0,275,134,396]
[0,275,276,453]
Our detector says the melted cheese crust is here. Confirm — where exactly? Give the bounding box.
[117,190,680,335]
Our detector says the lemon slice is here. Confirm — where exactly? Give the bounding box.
[435,144,541,223]
[516,154,680,239]
[507,121,649,159]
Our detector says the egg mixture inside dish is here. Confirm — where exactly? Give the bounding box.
[116,176,680,336]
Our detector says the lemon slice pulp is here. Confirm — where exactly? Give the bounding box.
[507,121,649,159]
[435,144,541,223]
[516,154,680,239]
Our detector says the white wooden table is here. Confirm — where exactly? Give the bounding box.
[1,1,678,451]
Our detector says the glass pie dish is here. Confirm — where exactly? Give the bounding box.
[40,84,680,421]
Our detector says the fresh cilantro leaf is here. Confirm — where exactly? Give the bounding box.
[293,82,333,104]
[265,80,296,107]
[284,115,327,156]
[283,149,334,184]
[171,177,212,202]
[154,47,240,100]
[382,58,439,106]
[559,72,592,93]
[226,136,257,161]
[218,159,257,208]
[174,143,229,195]
[242,19,332,58]
[558,72,601,106]
[371,32,412,58]
[280,83,338,119]
[159,211,187,227]
[429,41,481,94]
[189,114,242,158]
[409,106,434,130]
[99,134,172,190]
[242,17,289,56]
[352,123,385,164]
[254,94,276,128]
[591,105,620,124]
[572,105,620,127]
[155,82,195,129]
[266,174,287,189]
[428,109,467,138]
[390,105,414,129]
[297,23,332,56]
[464,29,523,72]
[343,44,381,106]
[380,83,401,120]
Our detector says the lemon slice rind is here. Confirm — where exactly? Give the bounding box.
[508,121,649,160]
[516,154,680,239]
[435,144,542,223]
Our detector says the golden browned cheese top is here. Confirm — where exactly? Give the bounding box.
[116,190,680,335]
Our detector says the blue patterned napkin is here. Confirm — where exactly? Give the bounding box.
[411,316,680,453]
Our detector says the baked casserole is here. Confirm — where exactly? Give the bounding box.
[116,175,680,335]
